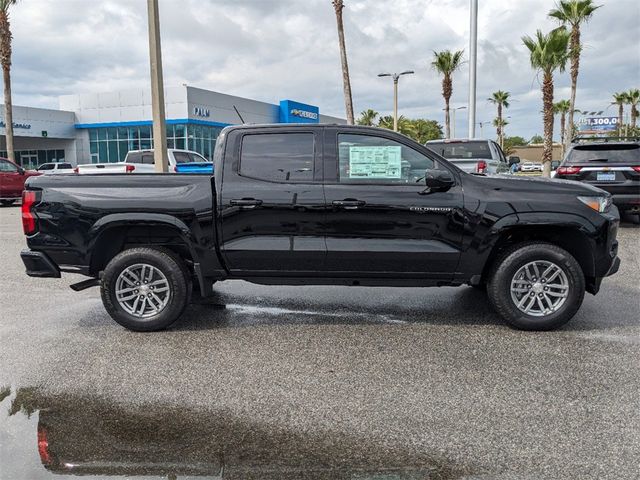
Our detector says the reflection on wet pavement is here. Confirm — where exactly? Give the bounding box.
[0,386,469,480]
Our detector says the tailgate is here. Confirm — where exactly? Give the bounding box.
[76,164,127,174]
[174,162,214,174]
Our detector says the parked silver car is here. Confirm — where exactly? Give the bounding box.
[425,139,511,174]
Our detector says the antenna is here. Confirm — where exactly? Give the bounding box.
[233,105,245,124]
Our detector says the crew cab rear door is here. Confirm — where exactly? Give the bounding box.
[218,127,326,274]
[322,128,464,279]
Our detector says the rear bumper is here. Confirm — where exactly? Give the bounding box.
[611,193,640,211]
[21,249,61,278]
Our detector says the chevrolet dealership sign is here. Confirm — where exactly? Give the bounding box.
[290,108,319,120]
[279,100,320,124]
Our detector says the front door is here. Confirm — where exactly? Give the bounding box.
[0,159,25,198]
[219,128,326,275]
[323,129,465,279]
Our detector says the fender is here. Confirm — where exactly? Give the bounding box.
[460,211,599,281]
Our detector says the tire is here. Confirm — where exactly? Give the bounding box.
[101,247,191,331]
[0,200,16,206]
[487,242,585,331]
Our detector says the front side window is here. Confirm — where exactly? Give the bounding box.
[0,160,18,172]
[240,133,314,182]
[38,163,55,171]
[338,134,434,184]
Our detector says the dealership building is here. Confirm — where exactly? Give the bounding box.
[0,85,344,168]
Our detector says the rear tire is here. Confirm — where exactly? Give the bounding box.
[101,247,191,331]
[487,242,585,331]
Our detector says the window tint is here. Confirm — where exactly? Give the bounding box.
[141,153,155,165]
[427,141,493,160]
[0,160,18,172]
[59,163,73,169]
[566,144,640,165]
[127,152,143,164]
[173,152,192,164]
[240,133,314,182]
[338,134,434,184]
[38,163,55,170]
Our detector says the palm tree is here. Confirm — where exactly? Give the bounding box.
[356,109,378,126]
[553,99,571,151]
[0,0,18,163]
[431,50,464,139]
[487,90,510,147]
[331,0,354,124]
[492,117,509,146]
[549,0,602,149]
[625,88,639,129]
[523,28,570,177]
[611,92,627,135]
[378,115,416,138]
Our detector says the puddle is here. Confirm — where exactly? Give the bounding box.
[0,386,470,479]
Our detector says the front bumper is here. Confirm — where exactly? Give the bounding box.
[21,249,61,278]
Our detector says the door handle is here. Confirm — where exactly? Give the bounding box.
[332,199,365,210]
[230,198,263,209]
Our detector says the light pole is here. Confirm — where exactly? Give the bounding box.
[445,106,466,138]
[468,0,478,138]
[378,71,414,131]
[147,0,168,172]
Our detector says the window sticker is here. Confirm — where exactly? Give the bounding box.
[348,146,402,179]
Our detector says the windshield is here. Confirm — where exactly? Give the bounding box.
[426,141,492,160]
[566,144,640,164]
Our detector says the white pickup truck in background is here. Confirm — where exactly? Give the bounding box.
[75,149,213,174]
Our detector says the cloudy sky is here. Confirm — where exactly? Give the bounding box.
[7,0,640,139]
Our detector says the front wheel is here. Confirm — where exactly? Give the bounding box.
[101,247,191,331]
[487,242,585,331]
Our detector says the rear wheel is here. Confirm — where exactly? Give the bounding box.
[0,200,16,206]
[101,247,191,331]
[487,242,585,331]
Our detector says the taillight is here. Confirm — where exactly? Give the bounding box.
[22,190,37,235]
[37,425,52,466]
[476,160,487,174]
[556,166,582,175]
[174,165,178,172]
[73,167,79,173]
[632,166,640,173]
[125,164,136,173]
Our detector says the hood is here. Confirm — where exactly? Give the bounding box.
[469,172,609,196]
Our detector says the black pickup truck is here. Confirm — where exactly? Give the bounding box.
[20,124,620,331]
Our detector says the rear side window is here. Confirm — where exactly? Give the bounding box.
[38,164,55,170]
[427,141,493,160]
[141,153,154,165]
[173,152,192,164]
[59,163,73,169]
[240,133,314,182]
[566,144,640,164]
[127,152,143,164]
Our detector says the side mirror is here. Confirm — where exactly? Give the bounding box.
[17,167,25,175]
[551,161,560,170]
[508,156,520,165]
[424,169,454,192]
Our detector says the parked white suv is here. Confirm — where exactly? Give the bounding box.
[425,139,511,174]
[75,149,213,174]
[36,162,74,174]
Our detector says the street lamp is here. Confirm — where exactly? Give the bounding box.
[378,71,414,131]
[444,106,466,138]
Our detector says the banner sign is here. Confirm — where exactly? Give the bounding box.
[348,146,401,179]
[578,116,618,134]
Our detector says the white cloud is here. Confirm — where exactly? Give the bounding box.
[5,0,640,139]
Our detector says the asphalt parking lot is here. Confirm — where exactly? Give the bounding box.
[1,206,639,479]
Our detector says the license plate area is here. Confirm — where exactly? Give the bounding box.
[597,171,616,181]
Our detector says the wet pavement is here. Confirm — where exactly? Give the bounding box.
[1,206,639,479]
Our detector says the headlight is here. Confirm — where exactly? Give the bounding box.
[577,196,611,213]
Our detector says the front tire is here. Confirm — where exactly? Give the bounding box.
[487,242,585,331]
[101,247,191,331]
